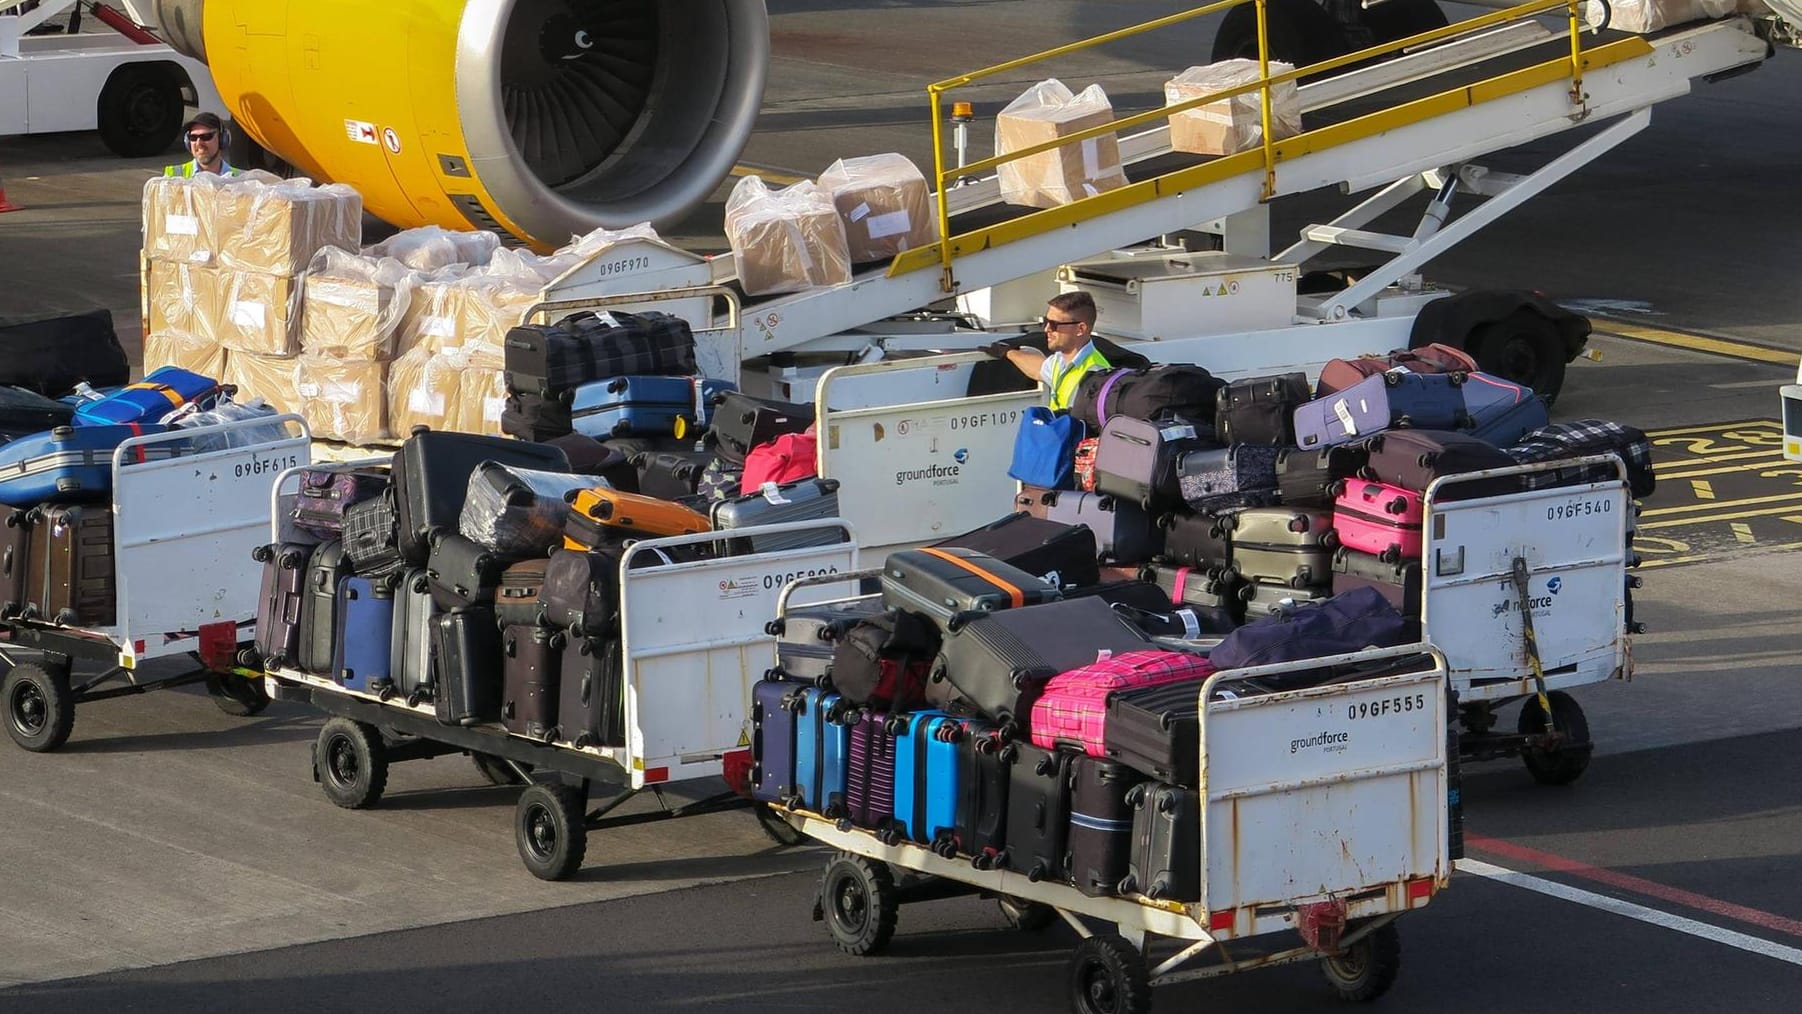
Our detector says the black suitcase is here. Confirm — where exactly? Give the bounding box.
[880,546,1062,631]
[341,490,405,586]
[495,558,549,627]
[391,428,569,565]
[1275,444,1369,509]
[998,742,1073,883]
[1067,756,1145,897]
[500,391,574,442]
[954,725,1011,868]
[933,511,1100,591]
[296,539,349,674]
[542,546,621,638]
[424,531,504,610]
[545,431,637,488]
[559,636,625,748]
[0,503,31,618]
[0,385,76,438]
[1141,563,1242,618]
[1361,429,1518,499]
[0,308,130,398]
[1214,372,1309,446]
[928,596,1152,728]
[503,309,699,399]
[1120,782,1200,902]
[1157,510,1233,572]
[629,449,712,501]
[1331,548,1424,618]
[501,624,562,740]
[705,391,815,464]
[432,606,502,726]
[250,542,311,669]
[1104,678,1209,786]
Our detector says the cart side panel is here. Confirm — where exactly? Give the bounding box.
[112,417,310,657]
[1199,667,1446,915]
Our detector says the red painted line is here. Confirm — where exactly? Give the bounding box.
[1468,835,1802,939]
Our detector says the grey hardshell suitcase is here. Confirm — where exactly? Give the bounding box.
[390,569,437,703]
[1226,506,1336,589]
[1020,487,1163,565]
[710,477,843,554]
[880,546,1061,631]
[1120,782,1201,902]
[766,598,885,683]
[1241,581,1330,618]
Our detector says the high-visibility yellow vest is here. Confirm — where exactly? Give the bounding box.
[162,160,238,177]
[1046,345,1111,411]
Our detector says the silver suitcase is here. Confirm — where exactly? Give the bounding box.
[710,477,844,554]
[389,568,438,704]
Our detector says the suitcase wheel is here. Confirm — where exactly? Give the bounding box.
[252,543,273,563]
[1378,547,1402,564]
[764,618,785,636]
[1385,497,1409,515]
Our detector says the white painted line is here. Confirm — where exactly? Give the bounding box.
[1458,859,1802,968]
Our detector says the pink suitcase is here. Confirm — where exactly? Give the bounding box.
[1029,649,1215,757]
[1332,478,1425,562]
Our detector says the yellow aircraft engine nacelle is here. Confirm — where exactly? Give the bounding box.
[147,0,770,250]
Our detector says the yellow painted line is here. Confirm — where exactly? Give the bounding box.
[1638,540,1802,569]
[1655,450,1789,475]
[1646,420,1779,438]
[1689,479,1715,501]
[730,164,807,186]
[1594,322,1797,366]
[1640,490,1802,518]
[1640,502,1802,529]
[1730,523,1756,544]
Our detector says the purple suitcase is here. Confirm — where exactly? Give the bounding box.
[843,709,898,832]
[1361,428,1519,498]
[751,679,799,805]
[1292,371,1466,449]
[1092,415,1214,511]
[1174,444,1281,512]
[292,469,390,538]
[251,542,311,669]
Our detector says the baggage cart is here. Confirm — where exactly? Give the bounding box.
[773,643,1452,1012]
[1,415,313,752]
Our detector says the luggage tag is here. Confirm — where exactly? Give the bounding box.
[759,481,791,505]
[1333,398,1358,436]
[1158,423,1197,443]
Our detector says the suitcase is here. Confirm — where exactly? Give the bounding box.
[1274,443,1369,509]
[1241,580,1330,618]
[424,531,504,610]
[1214,372,1309,446]
[391,429,569,564]
[559,636,625,748]
[750,678,800,804]
[1069,365,1224,433]
[954,725,1011,866]
[791,687,851,816]
[541,546,622,638]
[1465,395,1550,449]
[1157,510,1232,573]
[696,456,744,503]
[890,710,962,850]
[933,511,1099,591]
[1227,506,1336,588]
[1331,548,1424,618]
[332,575,396,692]
[1092,415,1213,512]
[0,385,75,438]
[494,558,550,628]
[1020,488,1163,566]
[432,606,502,726]
[341,490,406,586]
[292,468,388,538]
[1174,443,1281,512]
[564,487,711,548]
[1121,782,1201,902]
[705,391,815,464]
[503,309,699,399]
[1332,479,1424,562]
[1313,343,1478,397]
[569,375,735,439]
[500,391,574,442]
[710,478,845,555]
[880,546,1062,631]
[0,423,175,504]
[628,449,713,501]
[296,538,350,674]
[1141,563,1241,618]
[1507,419,1656,498]
[390,569,437,703]
[0,308,130,399]
[501,624,562,740]
[998,742,1073,883]
[1104,679,1211,786]
[1361,428,1518,498]
[766,598,885,683]
[544,432,636,486]
[928,595,1152,728]
[1067,756,1144,897]
[830,616,938,711]
[1029,649,1215,757]
[843,709,898,832]
[1292,371,1466,449]
[1456,371,1537,439]
[458,461,593,557]
[71,365,219,426]
[250,542,310,669]
[1071,436,1100,492]
[1110,600,1237,639]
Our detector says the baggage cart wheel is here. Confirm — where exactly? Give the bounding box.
[3,662,75,753]
[515,782,587,881]
[1320,921,1401,1002]
[1517,691,1592,786]
[471,752,530,786]
[753,802,808,847]
[816,853,898,956]
[207,674,271,717]
[315,717,388,809]
[1067,933,1152,1014]
[997,895,1057,932]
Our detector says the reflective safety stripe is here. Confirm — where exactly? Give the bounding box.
[1048,347,1111,411]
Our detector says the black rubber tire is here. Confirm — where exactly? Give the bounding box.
[1212,0,1346,67]
[515,782,588,881]
[1068,933,1153,1014]
[997,895,1058,933]
[315,717,388,809]
[1517,690,1593,786]
[3,662,75,753]
[1321,921,1402,1002]
[471,752,529,786]
[207,674,271,717]
[754,801,808,847]
[818,854,899,956]
[96,62,187,158]
[1471,310,1569,406]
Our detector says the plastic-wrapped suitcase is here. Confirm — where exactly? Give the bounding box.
[1274,443,1370,509]
[494,558,549,628]
[711,478,845,555]
[341,491,406,586]
[1361,428,1518,498]
[569,375,735,439]
[390,569,437,703]
[890,710,962,849]
[1092,415,1213,512]
[880,546,1061,631]
[501,624,561,739]
[629,449,712,501]
[0,423,175,504]
[424,531,504,610]
[1333,479,1424,562]
[1019,488,1162,565]
[928,596,1153,728]
[565,488,711,549]
[998,742,1073,883]
[1214,372,1309,446]
[1241,581,1330,618]
[932,510,1099,591]
[296,539,349,674]
[1120,782,1201,902]
[332,575,395,692]
[843,709,898,832]
[250,542,310,668]
[292,468,388,538]
[391,428,569,564]
[954,725,1011,867]
[1174,443,1281,512]
[458,462,592,557]
[1157,510,1233,572]
[791,687,850,816]
[1103,678,1213,786]
[559,636,624,748]
[1332,548,1424,618]
[71,365,219,426]
[706,391,815,465]
[502,310,699,399]
[432,606,502,726]
[1227,506,1336,588]
[1293,371,1466,449]
[1067,756,1145,897]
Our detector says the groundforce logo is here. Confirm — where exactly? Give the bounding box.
[1492,595,1554,618]
[894,462,962,486]
[1291,729,1351,755]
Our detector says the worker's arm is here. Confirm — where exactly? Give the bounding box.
[987,342,1048,383]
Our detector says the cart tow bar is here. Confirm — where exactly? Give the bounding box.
[1510,556,1560,746]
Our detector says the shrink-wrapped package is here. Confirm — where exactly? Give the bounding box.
[222,350,303,415]
[394,271,539,357]
[453,367,508,436]
[145,261,223,345]
[1608,0,1730,31]
[386,345,463,435]
[995,79,1126,209]
[1165,60,1302,156]
[459,272,541,355]
[295,355,388,445]
[558,222,660,258]
[144,327,226,379]
[301,249,414,361]
[724,176,851,296]
[365,225,500,272]
[217,269,303,356]
[817,153,938,262]
[141,173,226,264]
[214,177,362,275]
[458,462,595,556]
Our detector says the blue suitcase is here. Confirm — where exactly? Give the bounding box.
[890,710,962,850]
[333,575,396,691]
[792,687,850,817]
[570,375,736,439]
[1460,373,1549,446]
[72,366,220,426]
[0,424,176,503]
[751,679,799,805]
[1292,371,1465,449]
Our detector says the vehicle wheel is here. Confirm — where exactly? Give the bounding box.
[471,752,529,786]
[516,782,588,881]
[207,674,270,717]
[754,801,808,847]
[3,662,75,753]
[1212,0,1346,67]
[1471,310,1568,406]
[1321,921,1402,1002]
[315,717,387,809]
[1517,691,1592,786]
[97,63,187,158]
[1068,933,1152,1014]
[818,854,899,956]
[997,895,1058,933]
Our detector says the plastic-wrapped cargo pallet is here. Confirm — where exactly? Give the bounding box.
[815,153,938,263]
[1608,0,1736,31]
[1164,59,1302,156]
[723,176,852,296]
[995,79,1127,209]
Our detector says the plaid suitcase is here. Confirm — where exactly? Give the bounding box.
[1507,419,1655,498]
[503,310,699,399]
[341,490,406,585]
[1029,649,1214,758]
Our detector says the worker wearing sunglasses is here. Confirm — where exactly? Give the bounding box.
[163,112,238,178]
[986,290,1111,411]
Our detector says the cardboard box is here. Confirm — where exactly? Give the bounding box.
[217,270,302,357]
[143,327,226,379]
[995,79,1126,209]
[214,179,362,275]
[453,367,507,436]
[141,175,220,265]
[222,350,303,416]
[818,153,938,262]
[296,356,388,444]
[395,274,538,358]
[1166,60,1301,156]
[724,177,852,296]
[302,269,406,362]
[145,261,224,345]
[386,346,462,435]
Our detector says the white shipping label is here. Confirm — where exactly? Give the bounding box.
[309,286,378,311]
[1333,398,1357,435]
[1160,424,1198,442]
[864,209,911,239]
[322,380,361,402]
[408,389,446,415]
[848,201,871,222]
[296,382,321,397]
[229,300,268,329]
[165,214,200,236]
[597,311,621,328]
[1081,183,1098,197]
[422,315,456,338]
[1081,138,1099,179]
[483,395,505,423]
[1178,608,1200,640]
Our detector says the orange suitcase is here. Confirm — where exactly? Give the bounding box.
[564,487,710,550]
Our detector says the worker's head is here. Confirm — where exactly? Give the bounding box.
[1041,290,1097,356]
[181,112,226,170]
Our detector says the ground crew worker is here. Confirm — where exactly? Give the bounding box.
[988,290,1111,411]
[163,112,237,177]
